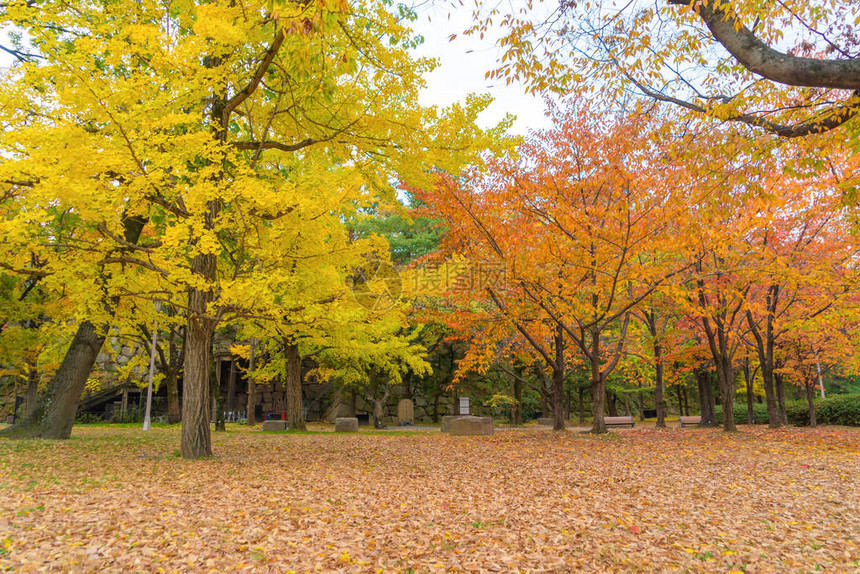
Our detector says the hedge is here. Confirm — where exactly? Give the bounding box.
[713,394,860,427]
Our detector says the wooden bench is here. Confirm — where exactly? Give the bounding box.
[679,415,702,428]
[604,416,635,428]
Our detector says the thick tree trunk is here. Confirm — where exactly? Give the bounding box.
[1,216,146,439]
[774,371,788,426]
[42,322,105,438]
[373,384,390,429]
[180,254,216,458]
[590,327,607,434]
[591,375,606,433]
[696,368,716,427]
[245,340,257,426]
[165,371,181,424]
[759,363,779,427]
[1,321,105,439]
[24,366,39,418]
[717,361,737,432]
[551,366,565,430]
[284,342,305,431]
[805,382,817,427]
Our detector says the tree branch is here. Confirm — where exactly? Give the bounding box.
[669,0,860,90]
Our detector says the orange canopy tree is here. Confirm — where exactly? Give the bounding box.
[418,103,693,432]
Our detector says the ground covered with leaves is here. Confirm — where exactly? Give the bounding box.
[1,425,859,573]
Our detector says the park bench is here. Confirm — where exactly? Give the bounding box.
[604,416,635,428]
[679,415,702,428]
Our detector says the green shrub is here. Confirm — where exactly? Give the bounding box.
[715,395,860,427]
[714,402,770,425]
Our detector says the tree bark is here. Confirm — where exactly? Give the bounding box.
[805,382,817,427]
[743,359,755,424]
[578,385,586,424]
[774,370,788,426]
[0,215,146,440]
[606,391,618,417]
[696,368,716,427]
[645,310,667,427]
[511,373,523,425]
[24,366,39,418]
[212,357,226,433]
[590,328,607,433]
[551,327,565,431]
[284,341,305,431]
[245,339,257,426]
[180,251,217,458]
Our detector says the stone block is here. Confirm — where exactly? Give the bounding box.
[261,420,287,431]
[334,417,359,432]
[448,416,494,436]
[397,399,414,425]
[441,414,465,433]
[537,417,554,426]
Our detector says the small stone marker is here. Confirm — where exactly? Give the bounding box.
[397,399,414,426]
[334,417,359,432]
[448,416,494,436]
[537,417,554,426]
[459,397,470,415]
[261,420,287,431]
[440,415,465,433]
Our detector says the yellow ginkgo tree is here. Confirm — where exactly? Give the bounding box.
[0,0,501,457]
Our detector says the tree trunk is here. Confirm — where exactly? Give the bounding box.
[245,339,257,426]
[606,391,618,417]
[654,352,666,427]
[774,370,788,426]
[180,253,217,458]
[212,357,226,433]
[1,215,146,440]
[551,366,565,430]
[805,382,817,427]
[696,368,716,427]
[284,341,305,431]
[646,311,667,427]
[717,362,737,431]
[578,385,586,424]
[512,373,523,425]
[1,321,105,439]
[24,366,39,418]
[226,360,237,413]
[373,384,390,429]
[743,359,755,425]
[163,370,180,424]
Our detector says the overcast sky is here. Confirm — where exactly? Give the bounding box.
[408,4,551,136]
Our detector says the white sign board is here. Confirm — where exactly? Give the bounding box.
[459,397,470,415]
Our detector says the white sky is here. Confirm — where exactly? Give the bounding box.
[408,4,551,136]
